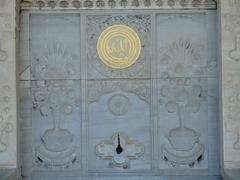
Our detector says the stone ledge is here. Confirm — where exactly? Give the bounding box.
[224,169,240,180]
[0,169,17,180]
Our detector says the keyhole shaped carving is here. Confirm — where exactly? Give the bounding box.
[116,134,123,154]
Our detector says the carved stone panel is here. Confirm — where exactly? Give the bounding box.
[156,13,217,79]
[32,80,81,170]
[30,14,81,80]
[28,14,82,171]
[87,80,151,171]
[156,13,219,173]
[19,9,220,179]
[158,78,208,169]
[86,14,151,79]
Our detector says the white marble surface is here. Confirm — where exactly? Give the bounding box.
[0,0,17,169]
[0,0,239,179]
[220,0,240,170]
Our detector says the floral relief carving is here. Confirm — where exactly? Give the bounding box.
[21,0,216,9]
[158,39,207,167]
[32,43,80,80]
[158,38,205,78]
[96,132,144,169]
[87,15,151,79]
[159,78,206,167]
[87,80,150,104]
[33,80,81,168]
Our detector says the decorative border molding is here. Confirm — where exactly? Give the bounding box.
[21,0,217,10]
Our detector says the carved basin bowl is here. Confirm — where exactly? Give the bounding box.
[41,128,73,152]
[168,127,200,151]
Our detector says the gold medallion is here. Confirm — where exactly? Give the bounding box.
[97,24,142,69]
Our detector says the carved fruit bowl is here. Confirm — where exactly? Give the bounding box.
[41,128,73,152]
[168,127,200,151]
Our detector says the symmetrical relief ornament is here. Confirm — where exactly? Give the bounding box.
[96,132,144,169]
[87,80,150,104]
[158,38,205,78]
[32,43,80,80]
[33,81,80,168]
[97,24,141,69]
[21,0,216,9]
[87,15,151,79]
[160,78,205,167]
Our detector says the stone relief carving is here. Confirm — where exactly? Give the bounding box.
[96,132,144,169]
[0,85,13,152]
[158,38,205,78]
[108,94,131,116]
[88,80,150,104]
[33,80,80,168]
[32,43,80,80]
[160,78,205,167]
[158,39,207,167]
[87,15,151,79]
[21,0,216,9]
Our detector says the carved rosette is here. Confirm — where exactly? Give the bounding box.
[21,0,217,9]
[96,132,144,169]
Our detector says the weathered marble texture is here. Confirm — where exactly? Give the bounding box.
[1,0,239,179]
[0,0,17,170]
[17,10,221,179]
[220,0,240,170]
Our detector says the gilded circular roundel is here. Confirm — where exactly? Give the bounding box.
[97,24,142,69]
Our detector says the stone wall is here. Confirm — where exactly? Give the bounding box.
[0,0,240,179]
[220,0,240,171]
[0,0,17,170]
